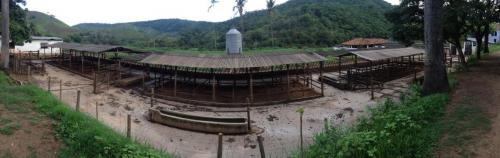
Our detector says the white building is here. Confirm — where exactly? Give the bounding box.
[0,36,63,53]
[489,24,500,43]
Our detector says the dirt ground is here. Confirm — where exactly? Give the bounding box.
[32,64,417,158]
[438,53,500,158]
[0,104,61,158]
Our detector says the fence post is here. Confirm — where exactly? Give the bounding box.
[246,98,251,131]
[300,113,304,158]
[48,77,51,92]
[93,72,97,94]
[324,118,329,131]
[150,88,155,108]
[217,133,223,158]
[127,114,131,138]
[59,80,63,100]
[96,101,99,121]
[257,136,266,158]
[27,65,31,81]
[76,90,80,112]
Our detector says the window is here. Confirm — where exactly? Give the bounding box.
[495,39,497,43]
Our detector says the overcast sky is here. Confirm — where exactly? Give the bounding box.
[26,0,400,26]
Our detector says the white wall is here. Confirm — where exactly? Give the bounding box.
[488,31,500,43]
[14,40,62,53]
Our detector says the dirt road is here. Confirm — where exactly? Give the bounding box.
[438,53,500,158]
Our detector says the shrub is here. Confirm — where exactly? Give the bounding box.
[300,86,449,158]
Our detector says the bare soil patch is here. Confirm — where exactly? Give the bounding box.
[0,103,61,158]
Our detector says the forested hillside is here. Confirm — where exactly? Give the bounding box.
[27,11,76,38]
[31,0,393,49]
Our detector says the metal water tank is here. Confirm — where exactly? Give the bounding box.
[226,28,242,55]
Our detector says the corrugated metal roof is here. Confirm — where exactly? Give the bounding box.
[140,53,326,69]
[31,36,63,41]
[48,43,133,53]
[351,47,424,61]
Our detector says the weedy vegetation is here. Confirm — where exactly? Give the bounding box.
[0,72,169,158]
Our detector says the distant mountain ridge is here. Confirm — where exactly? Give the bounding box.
[30,0,393,49]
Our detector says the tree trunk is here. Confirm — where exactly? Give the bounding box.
[475,34,483,59]
[1,0,10,69]
[423,0,449,95]
[484,25,490,54]
[452,39,467,66]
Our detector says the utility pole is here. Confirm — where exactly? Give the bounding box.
[1,0,10,69]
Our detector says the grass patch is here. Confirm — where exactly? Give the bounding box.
[0,71,169,158]
[298,85,450,158]
[440,95,491,157]
[0,122,21,136]
[488,44,500,53]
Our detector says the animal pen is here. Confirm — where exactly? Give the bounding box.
[140,53,327,107]
[47,43,147,93]
[320,47,424,91]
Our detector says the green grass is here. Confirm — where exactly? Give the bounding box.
[298,85,450,158]
[440,95,491,157]
[0,122,21,136]
[488,44,500,53]
[0,71,169,158]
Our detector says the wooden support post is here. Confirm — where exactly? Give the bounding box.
[76,90,80,112]
[324,118,329,131]
[59,80,63,100]
[27,66,31,81]
[150,88,155,108]
[81,53,84,73]
[127,114,131,138]
[249,71,254,103]
[48,77,51,92]
[97,54,101,74]
[300,112,304,158]
[247,98,251,131]
[174,67,178,97]
[212,69,216,101]
[217,133,223,158]
[93,72,97,94]
[118,61,122,80]
[257,136,266,158]
[107,73,110,90]
[96,102,99,120]
[370,75,374,100]
[287,65,291,100]
[338,56,342,75]
[320,61,325,96]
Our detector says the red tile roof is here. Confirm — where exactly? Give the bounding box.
[342,38,387,46]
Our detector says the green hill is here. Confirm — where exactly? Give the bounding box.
[30,0,393,49]
[27,11,76,37]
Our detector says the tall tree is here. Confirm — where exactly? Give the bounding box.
[467,0,489,60]
[1,0,31,45]
[482,0,500,54]
[423,0,449,95]
[234,0,247,33]
[267,0,276,47]
[1,0,9,69]
[385,0,424,46]
[443,0,468,66]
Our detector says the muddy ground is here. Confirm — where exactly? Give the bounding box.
[33,65,417,158]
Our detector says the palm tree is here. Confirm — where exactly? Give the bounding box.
[234,0,247,33]
[422,0,449,95]
[267,0,276,47]
[1,0,10,69]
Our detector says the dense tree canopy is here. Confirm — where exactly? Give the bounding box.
[33,0,392,50]
[1,0,34,45]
